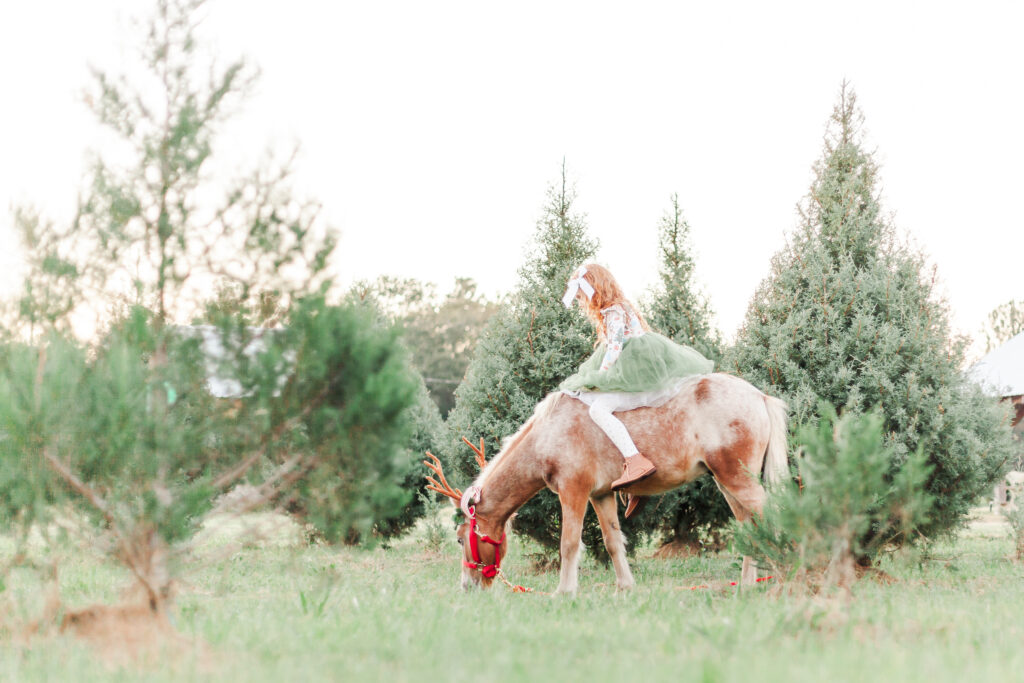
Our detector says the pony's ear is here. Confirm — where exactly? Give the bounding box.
[505,512,518,532]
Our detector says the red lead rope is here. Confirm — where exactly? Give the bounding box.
[685,576,774,590]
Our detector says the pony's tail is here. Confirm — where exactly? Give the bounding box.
[761,396,789,488]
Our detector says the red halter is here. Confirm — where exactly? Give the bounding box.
[463,508,505,578]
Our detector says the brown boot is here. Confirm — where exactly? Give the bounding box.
[623,495,646,519]
[611,453,657,491]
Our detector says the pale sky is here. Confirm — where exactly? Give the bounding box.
[2,1,1022,359]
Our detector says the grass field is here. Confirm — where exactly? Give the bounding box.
[2,510,1023,682]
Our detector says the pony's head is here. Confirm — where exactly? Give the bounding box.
[454,506,510,590]
[424,439,507,590]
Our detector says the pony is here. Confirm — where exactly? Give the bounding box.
[425,373,788,594]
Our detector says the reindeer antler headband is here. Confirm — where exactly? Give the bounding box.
[423,437,489,517]
[562,265,595,308]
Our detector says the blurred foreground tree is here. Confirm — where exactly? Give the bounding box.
[198,281,287,329]
[0,0,421,615]
[726,83,1014,549]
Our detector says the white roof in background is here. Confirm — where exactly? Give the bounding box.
[967,330,1024,397]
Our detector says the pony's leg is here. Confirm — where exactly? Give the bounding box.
[556,485,590,596]
[590,494,634,590]
[711,478,766,587]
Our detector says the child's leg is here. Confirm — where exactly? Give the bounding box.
[588,396,639,457]
[587,395,657,494]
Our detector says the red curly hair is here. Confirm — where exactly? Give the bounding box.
[569,263,648,343]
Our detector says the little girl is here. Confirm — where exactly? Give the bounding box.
[560,263,714,516]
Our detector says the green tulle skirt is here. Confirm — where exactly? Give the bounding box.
[559,333,714,394]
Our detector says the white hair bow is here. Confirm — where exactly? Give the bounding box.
[562,266,595,308]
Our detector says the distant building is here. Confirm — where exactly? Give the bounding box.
[968,330,1024,435]
[968,331,1024,506]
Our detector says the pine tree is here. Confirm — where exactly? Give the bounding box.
[725,83,1014,545]
[633,195,730,552]
[0,0,422,609]
[444,164,617,554]
[644,194,721,359]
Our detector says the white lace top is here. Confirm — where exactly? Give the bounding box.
[599,304,646,371]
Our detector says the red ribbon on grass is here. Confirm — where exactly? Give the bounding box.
[686,576,774,590]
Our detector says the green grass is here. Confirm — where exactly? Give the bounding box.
[2,514,1024,682]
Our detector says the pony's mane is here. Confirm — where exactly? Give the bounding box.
[472,392,562,490]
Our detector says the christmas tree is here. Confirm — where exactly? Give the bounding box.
[726,83,1013,545]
